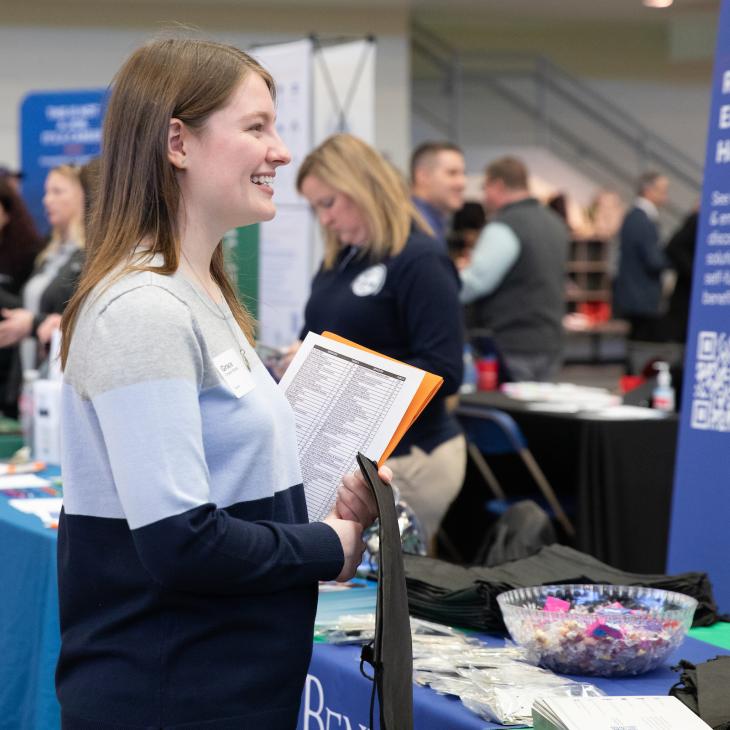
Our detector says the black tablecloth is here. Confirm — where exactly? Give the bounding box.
[447,392,678,574]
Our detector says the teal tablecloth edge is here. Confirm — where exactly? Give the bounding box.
[689,621,730,651]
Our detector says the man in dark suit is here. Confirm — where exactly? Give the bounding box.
[613,171,670,341]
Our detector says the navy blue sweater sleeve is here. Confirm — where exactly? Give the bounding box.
[131,508,343,595]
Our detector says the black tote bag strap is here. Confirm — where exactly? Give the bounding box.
[356,452,414,730]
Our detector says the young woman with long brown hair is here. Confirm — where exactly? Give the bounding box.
[57,38,380,729]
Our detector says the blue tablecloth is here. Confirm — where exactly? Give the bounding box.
[0,484,60,730]
[1,495,728,730]
[297,636,730,730]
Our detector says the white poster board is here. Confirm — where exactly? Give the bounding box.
[252,38,376,347]
[313,39,376,145]
[257,207,314,347]
[253,40,313,347]
[253,39,313,205]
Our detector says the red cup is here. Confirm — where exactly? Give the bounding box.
[475,357,498,391]
[619,375,644,394]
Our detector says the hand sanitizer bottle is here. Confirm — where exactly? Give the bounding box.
[652,362,675,412]
[460,344,477,394]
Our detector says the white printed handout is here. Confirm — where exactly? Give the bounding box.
[9,498,62,528]
[279,331,436,522]
[532,695,712,730]
[0,474,51,490]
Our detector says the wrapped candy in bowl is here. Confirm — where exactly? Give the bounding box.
[497,584,697,677]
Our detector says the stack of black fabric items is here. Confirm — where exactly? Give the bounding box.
[671,656,730,730]
[404,544,723,634]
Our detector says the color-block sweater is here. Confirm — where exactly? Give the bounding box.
[57,265,344,729]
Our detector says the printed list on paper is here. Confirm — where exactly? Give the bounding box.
[279,332,424,522]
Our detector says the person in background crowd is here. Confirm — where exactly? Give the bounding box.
[410,140,467,247]
[0,165,23,194]
[548,191,598,241]
[0,178,44,416]
[613,171,671,341]
[663,206,699,343]
[448,200,486,264]
[588,189,625,244]
[459,156,569,382]
[0,164,87,418]
[32,160,101,347]
[56,37,381,730]
[0,164,86,366]
[547,192,568,224]
[0,179,44,296]
[296,133,466,550]
[585,189,626,280]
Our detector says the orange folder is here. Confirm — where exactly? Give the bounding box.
[321,331,444,465]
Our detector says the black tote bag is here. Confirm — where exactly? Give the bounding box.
[356,452,414,730]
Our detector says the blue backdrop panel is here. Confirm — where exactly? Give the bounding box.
[668,0,730,609]
[20,89,106,234]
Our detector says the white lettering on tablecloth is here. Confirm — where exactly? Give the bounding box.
[303,674,370,730]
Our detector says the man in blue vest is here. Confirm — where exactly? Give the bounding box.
[411,141,466,247]
[459,156,569,382]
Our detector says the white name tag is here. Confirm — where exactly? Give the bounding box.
[213,348,255,398]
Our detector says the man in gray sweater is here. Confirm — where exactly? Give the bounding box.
[459,156,569,382]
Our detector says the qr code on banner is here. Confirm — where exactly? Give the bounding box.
[691,330,730,431]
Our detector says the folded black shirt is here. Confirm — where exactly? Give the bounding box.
[403,544,725,634]
[671,656,730,729]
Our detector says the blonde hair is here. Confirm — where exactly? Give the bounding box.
[61,37,274,366]
[38,164,85,265]
[296,134,431,269]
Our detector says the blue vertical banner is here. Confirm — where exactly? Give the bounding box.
[20,89,107,234]
[668,0,730,609]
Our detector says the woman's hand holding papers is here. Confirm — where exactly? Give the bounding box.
[323,466,391,581]
[336,466,391,529]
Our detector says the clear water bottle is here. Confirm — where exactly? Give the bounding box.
[460,344,477,394]
[19,369,40,454]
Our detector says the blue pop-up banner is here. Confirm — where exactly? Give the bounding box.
[667,0,730,609]
[20,89,107,234]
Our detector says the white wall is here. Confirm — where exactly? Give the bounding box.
[0,13,411,173]
[413,75,710,168]
[0,27,126,168]
[590,79,711,167]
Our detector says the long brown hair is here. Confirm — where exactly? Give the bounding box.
[296,134,431,269]
[0,177,44,286]
[60,37,274,366]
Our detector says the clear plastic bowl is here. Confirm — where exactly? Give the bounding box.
[497,584,697,677]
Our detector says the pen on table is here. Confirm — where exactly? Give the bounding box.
[0,461,47,475]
